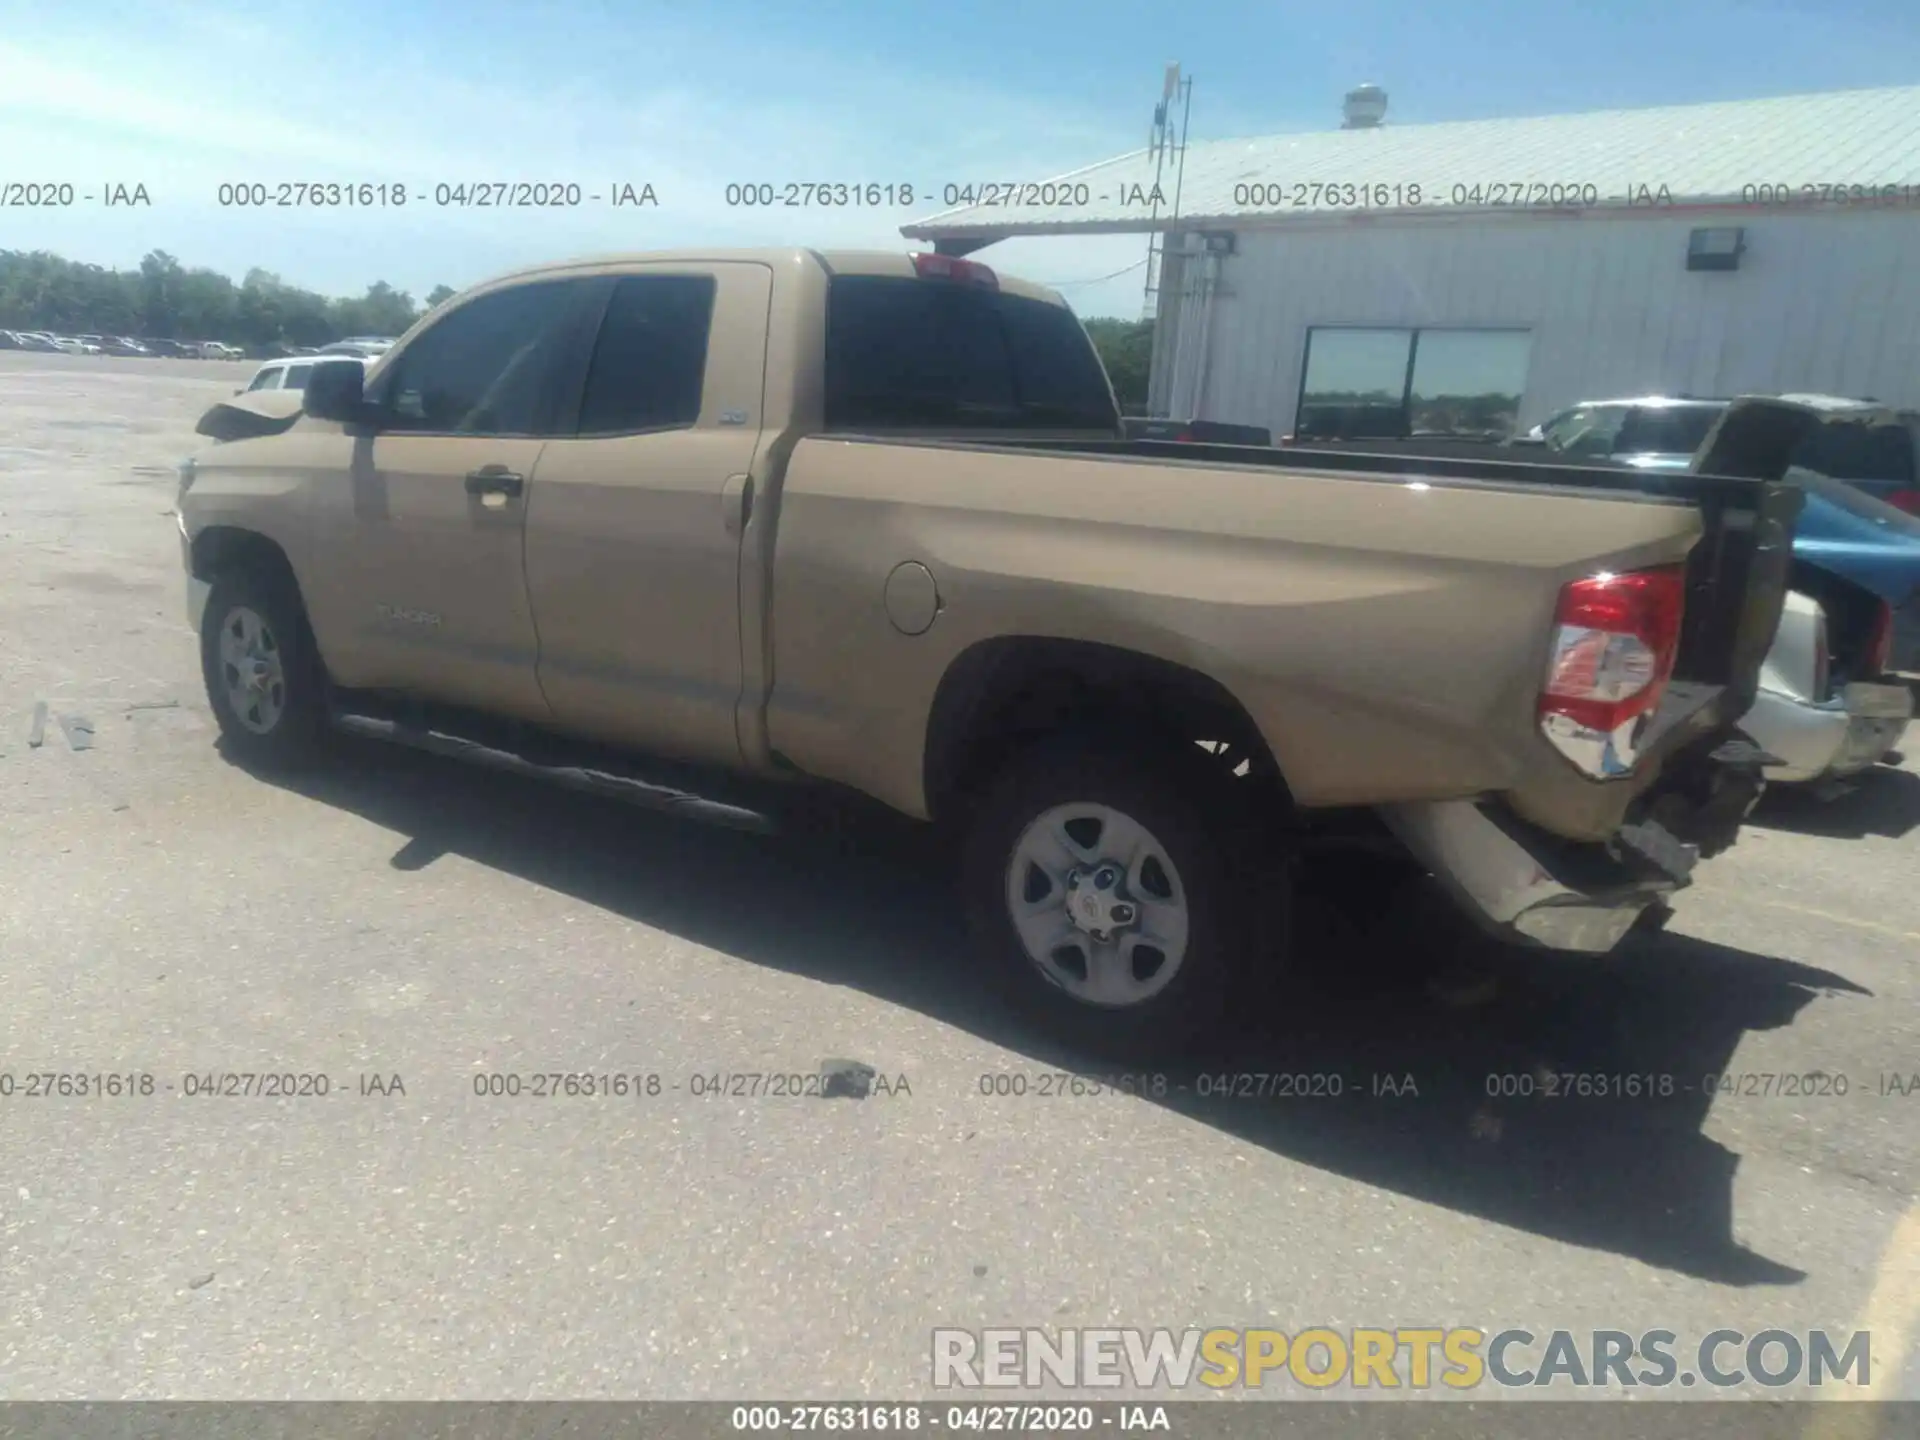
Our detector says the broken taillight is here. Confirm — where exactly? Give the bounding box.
[1537,565,1688,778]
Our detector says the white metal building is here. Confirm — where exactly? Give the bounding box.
[901,84,1920,439]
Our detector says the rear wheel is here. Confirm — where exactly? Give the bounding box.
[199,568,326,766]
[960,735,1283,1060]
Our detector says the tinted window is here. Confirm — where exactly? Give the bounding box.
[1790,419,1917,484]
[1618,404,1723,457]
[374,279,585,436]
[575,275,715,435]
[824,276,1117,431]
[283,362,315,390]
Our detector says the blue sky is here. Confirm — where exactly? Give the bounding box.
[1,0,1916,319]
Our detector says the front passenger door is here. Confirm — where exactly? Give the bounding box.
[305,276,600,721]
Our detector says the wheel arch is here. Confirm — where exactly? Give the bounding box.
[922,636,1292,826]
[190,525,303,597]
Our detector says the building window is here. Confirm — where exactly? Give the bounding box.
[1296,326,1533,440]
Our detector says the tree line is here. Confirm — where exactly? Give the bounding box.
[0,249,456,349]
[1081,316,1152,413]
[0,246,1159,406]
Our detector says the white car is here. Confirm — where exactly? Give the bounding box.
[53,336,103,355]
[1745,589,1911,792]
[237,353,368,397]
[318,336,395,359]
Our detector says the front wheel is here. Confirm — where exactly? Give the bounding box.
[960,736,1283,1061]
[199,568,326,766]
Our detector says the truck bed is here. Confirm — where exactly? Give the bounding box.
[763,429,1800,845]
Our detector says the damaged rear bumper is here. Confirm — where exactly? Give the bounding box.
[1379,800,1686,953]
[1744,679,1912,784]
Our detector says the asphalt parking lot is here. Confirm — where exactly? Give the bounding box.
[1,351,1916,1403]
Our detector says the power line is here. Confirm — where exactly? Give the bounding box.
[1042,258,1149,289]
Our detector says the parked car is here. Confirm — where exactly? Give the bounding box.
[102,336,151,357]
[318,336,396,358]
[1770,395,1920,520]
[195,341,244,360]
[236,353,367,396]
[1520,393,1916,789]
[52,336,102,355]
[1515,396,1729,471]
[10,330,61,352]
[1690,397,1917,790]
[176,247,1806,1057]
[0,330,21,349]
[1767,397,1920,676]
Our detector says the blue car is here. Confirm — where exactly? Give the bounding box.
[1695,397,1919,788]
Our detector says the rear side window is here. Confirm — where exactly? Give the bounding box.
[283,362,315,390]
[575,275,716,435]
[1618,405,1722,457]
[824,275,1118,432]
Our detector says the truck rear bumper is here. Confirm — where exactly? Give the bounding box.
[1377,799,1679,954]
[1744,680,1912,784]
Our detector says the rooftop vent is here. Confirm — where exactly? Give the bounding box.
[1342,84,1387,129]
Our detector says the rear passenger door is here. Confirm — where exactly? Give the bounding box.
[524,263,770,766]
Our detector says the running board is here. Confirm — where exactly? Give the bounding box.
[330,710,780,835]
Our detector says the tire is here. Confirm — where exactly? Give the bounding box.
[960,733,1285,1061]
[199,566,327,767]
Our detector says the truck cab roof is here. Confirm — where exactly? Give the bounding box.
[474,248,1068,307]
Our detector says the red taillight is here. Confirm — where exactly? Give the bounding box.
[1175,430,1195,442]
[910,252,999,289]
[1885,488,1920,515]
[1537,566,1688,777]
[1866,599,1894,676]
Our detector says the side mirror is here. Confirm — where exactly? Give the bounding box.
[303,360,367,423]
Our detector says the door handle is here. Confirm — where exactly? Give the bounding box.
[465,466,525,498]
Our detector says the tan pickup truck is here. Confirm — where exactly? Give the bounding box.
[176,247,1803,1058]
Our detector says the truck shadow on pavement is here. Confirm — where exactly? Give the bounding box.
[1746,764,1920,840]
[240,735,1872,1290]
